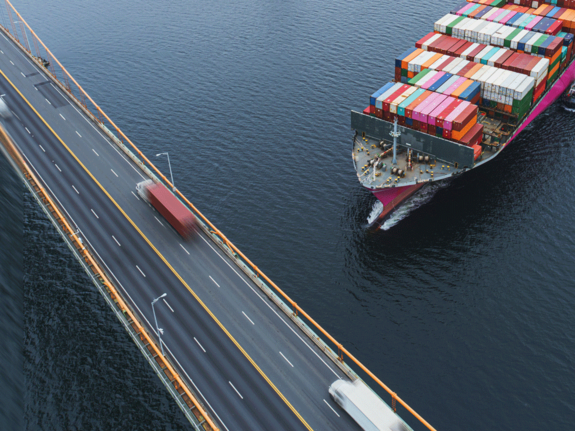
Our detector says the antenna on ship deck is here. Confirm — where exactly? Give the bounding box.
[390,117,401,165]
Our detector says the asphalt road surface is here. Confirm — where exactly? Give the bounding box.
[0,30,361,431]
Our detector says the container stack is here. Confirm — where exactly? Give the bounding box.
[367,83,483,151]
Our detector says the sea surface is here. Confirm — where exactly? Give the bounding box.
[1,0,574,429]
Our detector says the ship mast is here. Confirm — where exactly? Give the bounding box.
[390,117,401,166]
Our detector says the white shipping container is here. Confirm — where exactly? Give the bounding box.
[435,14,456,33]
[444,57,463,73]
[525,33,542,54]
[416,70,439,88]
[471,20,491,43]
[495,70,513,94]
[422,33,443,51]
[486,68,505,92]
[481,8,499,21]
[514,76,535,100]
[501,72,518,97]
[450,59,469,76]
[487,48,507,66]
[531,58,550,79]
[461,42,480,59]
[430,55,450,70]
[471,65,489,83]
[511,29,529,49]
[475,45,495,63]
[375,83,403,109]
[508,74,526,100]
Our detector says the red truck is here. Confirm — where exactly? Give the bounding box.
[136,180,196,239]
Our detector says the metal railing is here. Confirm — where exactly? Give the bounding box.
[0,2,437,429]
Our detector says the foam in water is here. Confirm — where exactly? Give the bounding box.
[367,200,384,225]
[379,181,450,230]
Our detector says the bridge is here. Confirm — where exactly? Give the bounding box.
[0,2,436,430]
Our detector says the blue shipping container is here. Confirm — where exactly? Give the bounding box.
[475,6,492,20]
[518,31,535,51]
[428,73,453,92]
[507,12,523,27]
[459,82,481,102]
[546,7,561,18]
[370,83,394,106]
[395,47,418,68]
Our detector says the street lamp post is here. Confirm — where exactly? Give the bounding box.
[151,293,167,356]
[14,21,31,54]
[156,152,176,191]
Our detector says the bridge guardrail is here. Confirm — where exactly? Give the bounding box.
[0,3,437,429]
[0,125,219,431]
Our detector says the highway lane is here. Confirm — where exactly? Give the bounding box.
[1,79,309,431]
[0,31,362,430]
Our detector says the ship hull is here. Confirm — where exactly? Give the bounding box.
[365,59,575,230]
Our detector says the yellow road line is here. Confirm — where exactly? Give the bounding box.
[0,68,313,431]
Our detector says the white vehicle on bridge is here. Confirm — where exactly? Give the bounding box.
[329,379,412,431]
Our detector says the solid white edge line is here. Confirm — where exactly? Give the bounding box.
[209,275,220,288]
[112,235,121,247]
[16,124,230,431]
[154,216,164,226]
[71,185,79,194]
[228,381,243,400]
[163,298,174,312]
[135,265,146,277]
[179,243,190,255]
[111,168,118,177]
[90,208,99,219]
[279,351,294,368]
[194,337,206,352]
[131,191,140,200]
[323,399,340,417]
[242,311,255,325]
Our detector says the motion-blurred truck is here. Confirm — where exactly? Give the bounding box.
[136,180,196,239]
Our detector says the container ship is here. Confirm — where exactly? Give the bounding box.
[352,0,575,228]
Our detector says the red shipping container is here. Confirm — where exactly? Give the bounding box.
[436,56,457,72]
[552,8,567,19]
[440,37,461,55]
[494,50,514,68]
[471,144,482,160]
[502,52,521,71]
[415,32,437,49]
[443,128,452,139]
[364,106,374,115]
[420,122,429,133]
[459,123,484,147]
[458,61,479,77]
[467,44,487,61]
[453,104,478,131]
[437,99,464,128]
[524,56,542,75]
[383,84,411,112]
[455,41,474,57]
[515,54,535,74]
[413,119,421,130]
[399,116,406,126]
[375,108,383,118]
[545,37,562,57]
[547,20,563,35]
[540,5,555,15]
[146,184,196,239]
[428,35,447,53]
[429,124,437,135]
[447,39,467,56]
[384,111,392,121]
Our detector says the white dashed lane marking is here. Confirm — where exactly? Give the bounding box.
[39,145,45,152]
[91,209,99,219]
[323,399,340,417]
[76,131,82,137]
[59,113,66,120]
[54,164,61,172]
[131,191,140,200]
[154,216,164,226]
[279,352,294,368]
[194,337,206,352]
[92,149,99,156]
[180,243,190,255]
[163,298,174,312]
[136,265,146,277]
[229,382,243,400]
[111,169,118,177]
[45,98,51,105]
[242,311,254,325]
[209,276,220,288]
[112,235,121,247]
[71,185,79,194]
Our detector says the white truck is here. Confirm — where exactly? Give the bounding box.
[329,379,412,431]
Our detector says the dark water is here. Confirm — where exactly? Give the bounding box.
[2,0,574,429]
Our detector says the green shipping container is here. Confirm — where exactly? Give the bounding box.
[532,35,548,55]
[408,69,431,85]
[446,16,465,36]
[505,28,523,48]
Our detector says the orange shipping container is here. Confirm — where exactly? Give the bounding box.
[464,64,483,79]
[452,79,474,98]
[452,116,477,141]
[422,53,444,70]
[401,49,424,70]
